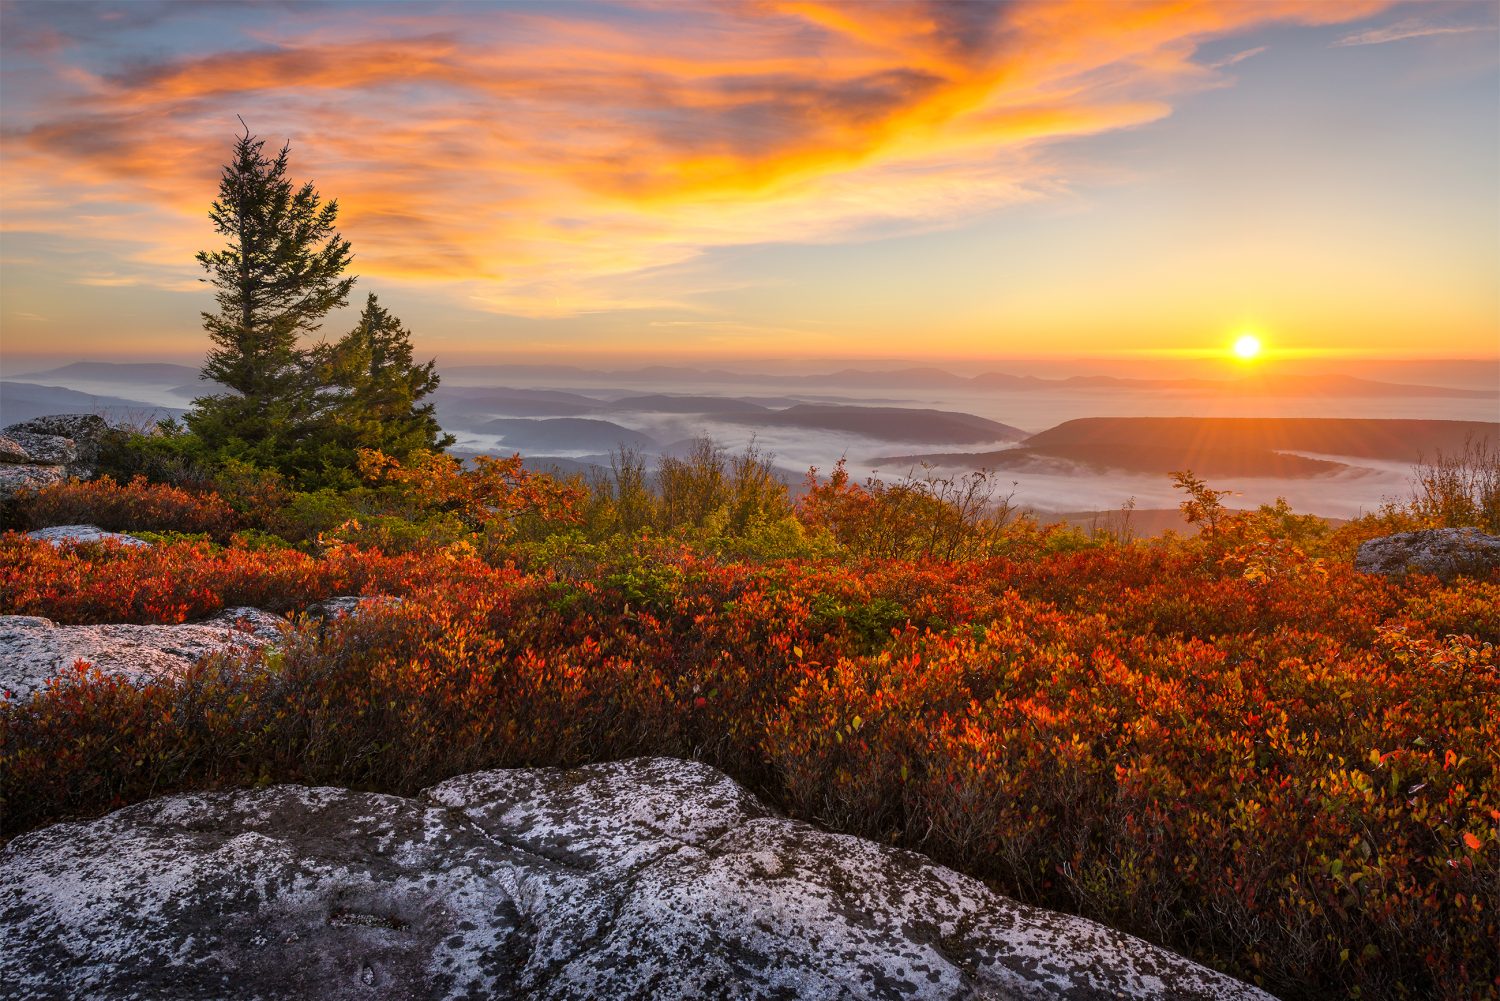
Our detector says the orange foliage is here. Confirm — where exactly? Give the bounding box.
[356,448,584,529]
[13,475,240,539]
[0,527,1495,1000]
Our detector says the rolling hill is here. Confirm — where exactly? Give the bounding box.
[871,417,1499,478]
[482,418,657,452]
[0,382,184,428]
[722,404,1026,444]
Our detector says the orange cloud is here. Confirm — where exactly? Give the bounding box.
[1,0,1392,318]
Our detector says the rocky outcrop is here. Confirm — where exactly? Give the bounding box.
[0,609,284,701]
[1354,527,1500,583]
[0,413,109,500]
[26,524,150,547]
[0,757,1271,1001]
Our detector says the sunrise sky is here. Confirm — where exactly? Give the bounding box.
[1,0,1496,369]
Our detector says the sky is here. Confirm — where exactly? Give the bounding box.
[1,0,1497,370]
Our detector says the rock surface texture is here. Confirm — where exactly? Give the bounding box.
[1354,527,1500,583]
[0,757,1272,1001]
[0,413,108,500]
[0,609,284,701]
[26,524,151,547]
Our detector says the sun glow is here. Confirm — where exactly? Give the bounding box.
[1232,334,1263,361]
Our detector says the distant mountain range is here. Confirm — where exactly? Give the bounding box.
[11,362,201,384]
[483,418,658,453]
[0,382,185,428]
[5,363,1495,487]
[873,417,1500,478]
[438,363,1496,399]
[14,360,1494,400]
[718,404,1025,444]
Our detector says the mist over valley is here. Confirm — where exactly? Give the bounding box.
[7,359,1495,524]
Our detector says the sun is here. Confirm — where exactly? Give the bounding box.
[1232,333,1262,361]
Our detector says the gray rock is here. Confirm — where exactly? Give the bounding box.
[1354,527,1500,583]
[7,413,111,440]
[0,462,66,496]
[0,757,1270,1001]
[1,429,75,466]
[0,608,284,701]
[26,524,151,548]
[0,413,109,500]
[7,412,109,468]
[0,434,32,464]
[304,594,404,620]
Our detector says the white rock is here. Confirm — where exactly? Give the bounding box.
[25,525,151,547]
[0,608,285,701]
[0,757,1273,1001]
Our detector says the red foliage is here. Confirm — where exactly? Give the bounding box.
[356,448,584,529]
[0,533,474,623]
[14,475,239,538]
[1,534,1495,1000]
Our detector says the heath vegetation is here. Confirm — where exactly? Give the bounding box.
[2,127,1495,1001]
[2,436,1497,1001]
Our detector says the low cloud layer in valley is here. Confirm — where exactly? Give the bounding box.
[6,360,1495,525]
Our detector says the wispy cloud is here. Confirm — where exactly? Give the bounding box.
[73,272,200,292]
[1334,18,1494,47]
[2,0,1392,318]
[1210,46,1268,69]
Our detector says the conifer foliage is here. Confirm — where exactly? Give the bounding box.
[312,293,455,485]
[186,124,447,485]
[189,123,354,468]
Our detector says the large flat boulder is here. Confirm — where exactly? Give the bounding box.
[1354,526,1500,583]
[0,757,1271,1001]
[0,609,285,701]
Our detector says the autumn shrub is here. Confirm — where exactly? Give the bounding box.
[1,520,1495,1000]
[1408,435,1500,534]
[90,418,219,490]
[0,532,471,623]
[13,475,240,539]
[577,439,805,557]
[354,448,584,532]
[797,459,1017,561]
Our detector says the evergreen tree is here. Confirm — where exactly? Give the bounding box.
[306,293,454,486]
[188,123,355,470]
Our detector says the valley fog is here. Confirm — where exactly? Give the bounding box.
[7,360,1495,525]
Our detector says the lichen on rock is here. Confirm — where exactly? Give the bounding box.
[25,524,151,548]
[0,757,1274,1001]
[0,413,110,501]
[1354,526,1500,583]
[0,608,284,701]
